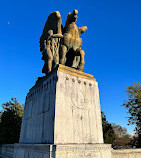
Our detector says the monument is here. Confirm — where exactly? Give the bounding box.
[14,10,112,158]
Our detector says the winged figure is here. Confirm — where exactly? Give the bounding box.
[39,10,87,75]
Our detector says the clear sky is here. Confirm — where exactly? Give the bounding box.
[0,0,141,134]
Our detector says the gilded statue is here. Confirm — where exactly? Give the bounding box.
[39,10,87,75]
[60,10,87,71]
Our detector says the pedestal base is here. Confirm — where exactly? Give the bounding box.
[20,65,103,144]
[14,144,112,158]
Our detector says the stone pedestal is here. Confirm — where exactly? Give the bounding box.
[17,65,112,158]
[20,64,103,144]
[14,144,111,158]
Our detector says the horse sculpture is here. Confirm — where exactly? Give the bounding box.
[39,10,87,74]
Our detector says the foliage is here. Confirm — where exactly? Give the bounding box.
[122,82,141,147]
[129,135,139,148]
[102,112,133,149]
[102,112,116,145]
[0,98,24,144]
[112,123,132,149]
[112,123,127,135]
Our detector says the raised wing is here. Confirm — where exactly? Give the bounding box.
[40,11,62,52]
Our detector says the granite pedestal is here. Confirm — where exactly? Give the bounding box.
[15,65,111,158]
[14,144,111,158]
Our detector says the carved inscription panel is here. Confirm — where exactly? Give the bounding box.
[71,89,85,109]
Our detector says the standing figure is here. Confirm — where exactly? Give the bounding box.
[42,30,62,73]
[39,11,63,75]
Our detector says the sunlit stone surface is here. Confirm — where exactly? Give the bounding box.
[20,65,103,144]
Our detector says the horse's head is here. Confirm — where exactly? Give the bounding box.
[64,9,78,31]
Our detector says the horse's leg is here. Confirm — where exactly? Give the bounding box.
[78,49,85,71]
[42,50,48,74]
[60,45,67,65]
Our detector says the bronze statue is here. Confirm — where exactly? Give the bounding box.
[41,30,62,73]
[60,10,87,71]
[39,10,87,75]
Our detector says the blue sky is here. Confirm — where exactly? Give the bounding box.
[0,0,141,134]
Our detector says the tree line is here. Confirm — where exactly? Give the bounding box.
[103,82,141,148]
[0,82,141,148]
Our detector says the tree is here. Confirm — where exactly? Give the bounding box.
[102,112,116,145]
[122,82,141,147]
[102,112,132,149]
[112,123,127,136]
[0,98,24,144]
[112,123,132,149]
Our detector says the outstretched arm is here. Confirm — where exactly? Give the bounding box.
[78,26,88,35]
